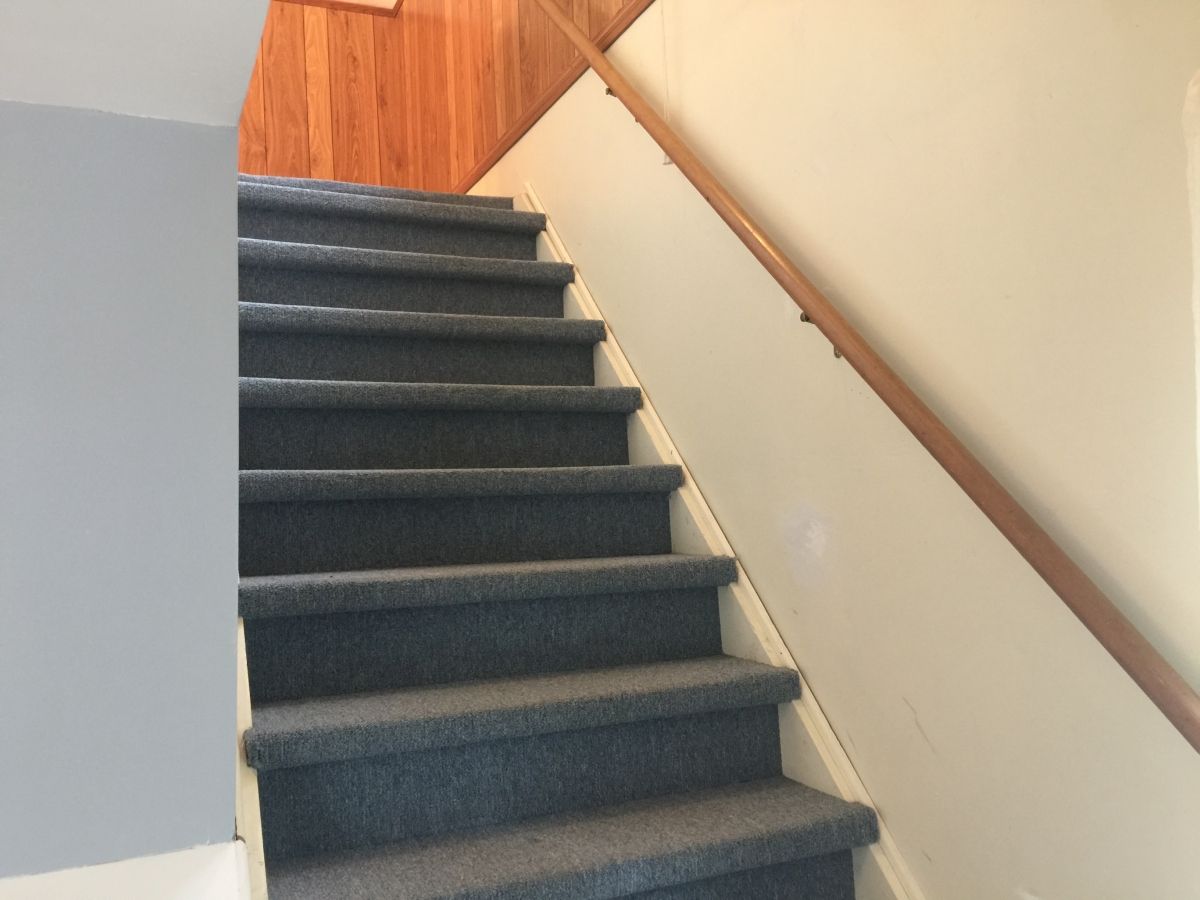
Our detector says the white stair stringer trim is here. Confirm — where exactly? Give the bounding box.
[518,183,926,900]
[236,619,269,900]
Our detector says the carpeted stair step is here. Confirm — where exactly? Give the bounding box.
[238,173,514,209]
[239,379,640,469]
[239,554,738,618]
[239,239,572,317]
[247,658,800,857]
[239,302,604,385]
[257,704,787,860]
[238,182,545,260]
[247,655,797,769]
[239,465,682,576]
[241,555,737,702]
[262,777,878,900]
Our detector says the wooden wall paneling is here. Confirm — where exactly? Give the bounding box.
[490,0,523,135]
[374,14,411,186]
[239,0,650,190]
[303,6,336,179]
[239,50,269,174]
[262,2,312,177]
[453,0,657,191]
[327,9,382,183]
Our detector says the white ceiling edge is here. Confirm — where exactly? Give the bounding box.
[0,0,270,127]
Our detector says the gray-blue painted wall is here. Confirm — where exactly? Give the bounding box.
[0,99,238,877]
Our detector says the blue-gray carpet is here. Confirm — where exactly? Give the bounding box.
[238,174,878,898]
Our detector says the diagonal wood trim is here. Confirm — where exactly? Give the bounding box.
[279,0,404,18]
[530,0,1200,754]
[453,0,656,193]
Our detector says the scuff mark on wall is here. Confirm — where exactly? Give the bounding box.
[779,502,831,590]
[902,697,939,757]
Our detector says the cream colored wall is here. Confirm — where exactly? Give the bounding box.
[475,2,1200,898]
[0,843,248,900]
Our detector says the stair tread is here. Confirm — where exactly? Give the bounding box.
[239,465,683,504]
[239,553,737,618]
[239,302,604,343]
[245,655,800,770]
[265,777,878,900]
[239,378,641,413]
[239,182,544,234]
[240,238,573,286]
[238,174,513,209]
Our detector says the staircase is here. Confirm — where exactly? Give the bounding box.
[237,174,879,899]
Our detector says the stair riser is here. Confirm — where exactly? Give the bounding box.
[240,332,596,386]
[628,852,854,900]
[246,588,723,702]
[239,409,629,470]
[239,208,538,260]
[240,492,673,576]
[240,266,564,317]
[259,706,782,860]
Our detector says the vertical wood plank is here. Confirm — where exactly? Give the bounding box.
[327,10,382,184]
[564,0,589,83]
[570,0,589,35]
[444,0,495,184]
[408,0,452,190]
[238,48,268,174]
[400,1,424,187]
[489,0,523,135]
[472,0,500,162]
[588,0,624,39]
[374,13,410,186]
[303,6,335,179]
[444,0,470,185]
[491,0,522,135]
[262,1,311,177]
[545,0,577,75]
[517,0,549,106]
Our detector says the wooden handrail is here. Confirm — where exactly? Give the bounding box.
[532,0,1200,753]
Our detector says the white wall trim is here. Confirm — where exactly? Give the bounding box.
[236,620,269,900]
[518,182,926,900]
[0,842,248,900]
[1185,69,1200,525]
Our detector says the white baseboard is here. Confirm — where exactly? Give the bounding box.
[518,183,926,900]
[0,842,248,900]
